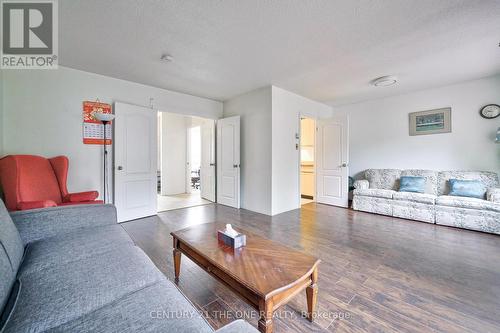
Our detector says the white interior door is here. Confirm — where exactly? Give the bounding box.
[316,115,349,207]
[216,116,240,208]
[200,120,215,202]
[186,128,192,194]
[114,102,157,222]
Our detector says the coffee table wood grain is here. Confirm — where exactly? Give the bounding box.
[171,223,320,333]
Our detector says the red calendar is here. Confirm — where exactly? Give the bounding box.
[82,101,112,145]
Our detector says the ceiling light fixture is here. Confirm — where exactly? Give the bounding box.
[371,75,398,87]
[160,54,173,62]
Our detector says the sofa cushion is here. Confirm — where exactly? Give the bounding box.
[436,195,500,213]
[0,200,23,315]
[487,187,500,203]
[393,192,436,204]
[0,200,24,273]
[353,188,395,199]
[448,179,486,199]
[18,224,134,278]
[214,320,258,333]
[2,246,164,333]
[10,204,117,245]
[365,169,402,190]
[0,246,16,315]
[399,176,426,193]
[437,171,499,196]
[401,169,438,195]
[46,279,213,333]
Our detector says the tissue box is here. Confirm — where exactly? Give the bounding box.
[217,230,247,249]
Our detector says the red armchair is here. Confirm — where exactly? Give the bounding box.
[0,155,103,211]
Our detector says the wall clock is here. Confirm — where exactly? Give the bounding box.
[480,104,500,119]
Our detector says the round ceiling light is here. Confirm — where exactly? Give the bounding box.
[371,75,398,87]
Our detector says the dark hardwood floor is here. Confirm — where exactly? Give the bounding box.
[121,203,500,333]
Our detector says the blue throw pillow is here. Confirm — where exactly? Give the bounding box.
[399,176,426,193]
[448,179,486,199]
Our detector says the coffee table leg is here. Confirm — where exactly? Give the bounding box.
[173,238,181,282]
[258,299,274,333]
[306,267,318,322]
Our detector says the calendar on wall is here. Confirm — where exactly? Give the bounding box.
[82,101,113,144]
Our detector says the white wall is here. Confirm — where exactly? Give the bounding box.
[160,113,188,195]
[271,86,332,215]
[223,85,333,216]
[2,66,222,199]
[333,75,500,178]
[223,87,273,215]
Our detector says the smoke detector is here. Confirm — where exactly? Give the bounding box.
[160,54,173,62]
[371,75,398,87]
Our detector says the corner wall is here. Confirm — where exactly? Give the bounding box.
[223,85,333,216]
[2,66,223,198]
[223,87,273,215]
[271,86,332,215]
[333,75,500,178]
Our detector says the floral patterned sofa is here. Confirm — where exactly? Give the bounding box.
[352,169,500,235]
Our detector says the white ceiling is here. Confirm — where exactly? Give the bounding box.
[60,0,500,105]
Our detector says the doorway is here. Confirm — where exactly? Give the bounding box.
[300,117,315,206]
[157,112,214,212]
[299,114,349,208]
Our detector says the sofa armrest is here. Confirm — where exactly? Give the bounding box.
[486,188,500,203]
[353,179,369,190]
[17,200,57,210]
[214,320,259,333]
[9,204,117,245]
[64,190,99,203]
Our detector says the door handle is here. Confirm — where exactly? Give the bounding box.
[341,163,348,167]
[233,164,240,168]
[210,163,215,166]
[117,166,123,170]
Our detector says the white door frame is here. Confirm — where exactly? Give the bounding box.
[298,115,317,205]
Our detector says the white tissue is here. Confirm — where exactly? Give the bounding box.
[224,224,238,237]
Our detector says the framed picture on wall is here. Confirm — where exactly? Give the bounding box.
[409,107,451,136]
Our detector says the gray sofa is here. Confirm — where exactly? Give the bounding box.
[0,201,257,333]
[352,169,500,235]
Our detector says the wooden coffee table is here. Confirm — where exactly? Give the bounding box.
[171,223,320,333]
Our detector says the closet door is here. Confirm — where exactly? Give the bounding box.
[216,116,240,208]
[316,115,349,207]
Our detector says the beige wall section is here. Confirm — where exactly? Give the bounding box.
[2,66,223,199]
[223,87,273,215]
[332,75,500,178]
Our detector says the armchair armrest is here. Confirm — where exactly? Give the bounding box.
[17,200,57,210]
[486,188,500,203]
[64,190,99,203]
[353,179,369,190]
[9,204,117,245]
